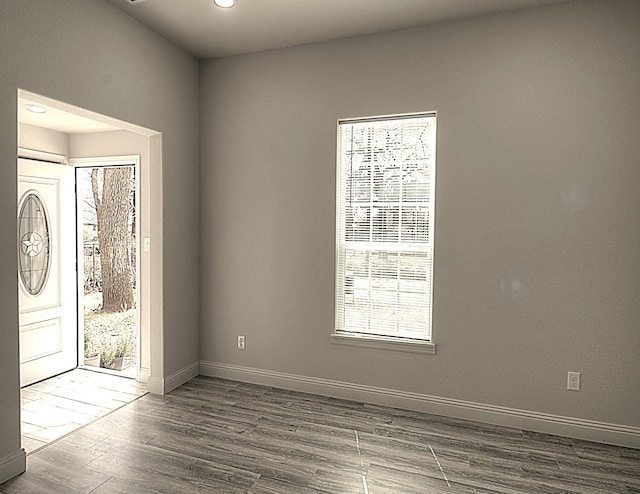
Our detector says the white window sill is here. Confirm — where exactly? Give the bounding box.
[331,332,436,354]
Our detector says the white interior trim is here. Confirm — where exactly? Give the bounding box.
[17,147,68,165]
[0,449,26,485]
[331,332,436,354]
[146,376,164,395]
[69,155,140,166]
[148,361,199,395]
[138,365,150,384]
[199,361,640,450]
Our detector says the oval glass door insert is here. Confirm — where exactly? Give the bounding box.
[18,191,51,296]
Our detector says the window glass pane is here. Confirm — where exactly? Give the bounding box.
[401,206,429,243]
[372,207,399,242]
[345,206,370,242]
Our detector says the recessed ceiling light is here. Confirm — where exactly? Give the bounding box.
[214,0,235,8]
[26,104,47,114]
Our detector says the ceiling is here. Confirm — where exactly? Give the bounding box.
[19,98,118,135]
[108,0,569,59]
[20,0,568,134]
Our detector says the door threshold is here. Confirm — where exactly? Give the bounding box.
[78,365,138,380]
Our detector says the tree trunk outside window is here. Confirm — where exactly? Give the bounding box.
[91,167,134,313]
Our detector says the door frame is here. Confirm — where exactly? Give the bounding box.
[73,156,141,379]
[18,89,163,390]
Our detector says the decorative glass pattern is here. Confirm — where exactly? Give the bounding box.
[18,191,51,296]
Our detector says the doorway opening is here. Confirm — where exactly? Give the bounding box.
[17,89,162,391]
[17,89,164,453]
[76,161,139,378]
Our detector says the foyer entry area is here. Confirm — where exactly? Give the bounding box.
[21,369,146,453]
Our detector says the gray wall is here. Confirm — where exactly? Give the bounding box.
[0,0,199,462]
[199,0,640,428]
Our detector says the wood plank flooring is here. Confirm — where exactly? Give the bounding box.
[2,376,639,493]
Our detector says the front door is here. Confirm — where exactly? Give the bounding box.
[18,158,76,387]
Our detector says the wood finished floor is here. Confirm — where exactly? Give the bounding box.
[2,376,639,493]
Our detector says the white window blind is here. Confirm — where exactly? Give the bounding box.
[335,113,436,341]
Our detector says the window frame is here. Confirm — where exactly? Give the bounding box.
[333,112,437,354]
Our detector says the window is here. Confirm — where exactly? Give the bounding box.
[334,113,436,350]
[18,191,51,296]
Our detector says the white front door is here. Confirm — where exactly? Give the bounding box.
[18,158,77,387]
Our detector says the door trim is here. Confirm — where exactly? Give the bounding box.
[18,147,68,165]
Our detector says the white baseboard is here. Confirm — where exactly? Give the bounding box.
[0,449,26,485]
[147,361,199,395]
[146,376,164,395]
[138,366,150,384]
[199,361,640,450]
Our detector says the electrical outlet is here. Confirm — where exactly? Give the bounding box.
[237,335,246,350]
[567,372,580,391]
